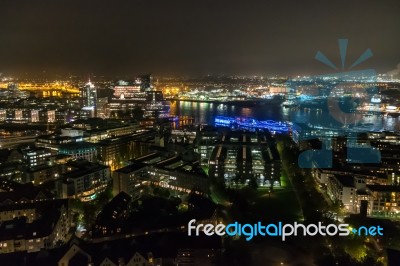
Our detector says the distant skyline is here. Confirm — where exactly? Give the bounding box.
[0,0,399,77]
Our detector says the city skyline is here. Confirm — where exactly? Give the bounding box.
[0,0,399,77]
[1,1,400,265]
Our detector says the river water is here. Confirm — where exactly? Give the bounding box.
[169,100,400,131]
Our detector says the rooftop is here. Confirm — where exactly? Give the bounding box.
[0,199,68,241]
[0,179,53,205]
[367,185,400,193]
[59,142,97,150]
[114,163,147,174]
[333,175,355,187]
[63,160,109,180]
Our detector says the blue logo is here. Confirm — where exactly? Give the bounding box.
[287,39,381,168]
[350,225,383,236]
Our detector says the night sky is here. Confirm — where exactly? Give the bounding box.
[0,0,399,77]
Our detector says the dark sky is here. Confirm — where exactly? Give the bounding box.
[0,0,399,77]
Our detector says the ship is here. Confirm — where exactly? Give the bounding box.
[109,75,170,120]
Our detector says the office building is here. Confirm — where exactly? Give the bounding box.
[21,147,53,168]
[0,200,70,254]
[208,130,281,187]
[326,175,357,212]
[365,185,400,217]
[58,160,110,201]
[58,142,98,162]
[113,151,209,199]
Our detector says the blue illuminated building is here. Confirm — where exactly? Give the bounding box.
[215,116,290,134]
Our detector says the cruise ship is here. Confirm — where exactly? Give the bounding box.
[108,75,170,119]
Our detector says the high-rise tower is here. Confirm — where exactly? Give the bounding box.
[80,80,97,116]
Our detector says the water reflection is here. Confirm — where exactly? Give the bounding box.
[240,108,253,117]
[169,100,399,131]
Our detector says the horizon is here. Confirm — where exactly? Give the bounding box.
[0,0,399,77]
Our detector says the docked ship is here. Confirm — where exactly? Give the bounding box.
[282,100,297,107]
[108,75,170,120]
[169,94,284,107]
[385,105,400,117]
[282,90,298,107]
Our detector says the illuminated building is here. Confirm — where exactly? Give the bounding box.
[215,116,290,134]
[312,165,388,187]
[0,179,53,205]
[12,81,80,96]
[109,92,169,120]
[84,124,140,142]
[144,91,170,118]
[54,109,67,124]
[365,185,400,217]
[31,110,39,123]
[58,142,97,162]
[171,127,197,144]
[113,151,209,198]
[58,160,110,202]
[208,130,281,187]
[21,147,52,168]
[80,81,97,117]
[112,163,148,199]
[0,108,58,123]
[196,126,221,165]
[113,79,141,99]
[326,175,356,212]
[0,204,37,224]
[35,135,80,151]
[27,165,61,186]
[109,75,170,120]
[65,119,140,143]
[316,167,400,217]
[6,83,29,99]
[96,97,109,118]
[112,76,152,99]
[0,200,70,254]
[93,192,131,237]
[57,246,152,266]
[97,130,154,170]
[0,110,5,121]
[39,110,56,123]
[0,162,23,183]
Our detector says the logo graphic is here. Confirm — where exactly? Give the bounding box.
[287,39,381,168]
[188,220,383,241]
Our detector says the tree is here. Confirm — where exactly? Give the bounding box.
[343,236,368,263]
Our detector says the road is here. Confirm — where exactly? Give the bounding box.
[0,136,37,148]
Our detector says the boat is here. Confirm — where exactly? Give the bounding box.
[282,100,296,107]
